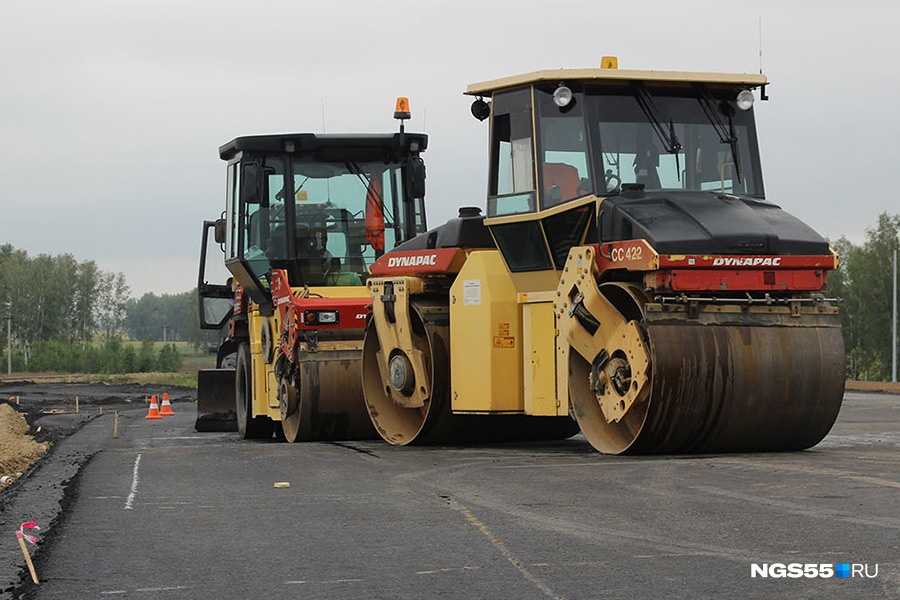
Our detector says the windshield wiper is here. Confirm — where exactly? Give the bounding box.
[695,85,742,185]
[633,84,683,181]
[275,176,309,202]
[346,162,395,222]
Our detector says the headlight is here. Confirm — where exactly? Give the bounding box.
[553,84,573,108]
[304,310,339,325]
[317,311,338,324]
[736,90,755,111]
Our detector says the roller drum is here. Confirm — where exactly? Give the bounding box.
[636,322,845,453]
[282,353,378,441]
[362,299,451,445]
[570,289,845,454]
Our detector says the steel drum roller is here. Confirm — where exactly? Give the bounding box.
[570,290,845,454]
[281,353,378,441]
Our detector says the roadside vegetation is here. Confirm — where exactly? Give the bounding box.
[0,212,898,384]
[829,212,900,381]
[0,244,216,385]
[0,341,211,388]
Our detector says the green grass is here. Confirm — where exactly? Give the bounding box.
[181,353,216,371]
[86,372,201,388]
[158,342,215,387]
[1,372,202,388]
[1,341,218,388]
[122,340,217,373]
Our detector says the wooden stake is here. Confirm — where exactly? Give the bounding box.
[75,396,79,413]
[16,534,39,584]
[99,406,103,415]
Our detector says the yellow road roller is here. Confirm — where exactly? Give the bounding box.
[360,59,844,453]
[197,100,429,441]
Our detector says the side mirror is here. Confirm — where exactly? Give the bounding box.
[407,157,426,199]
[214,218,227,245]
[240,162,260,204]
[470,98,491,121]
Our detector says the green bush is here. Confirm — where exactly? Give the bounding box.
[137,339,157,372]
[4,339,185,375]
[157,344,182,372]
[121,345,137,373]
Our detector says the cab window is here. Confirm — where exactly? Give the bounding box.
[536,88,592,209]
[488,88,535,217]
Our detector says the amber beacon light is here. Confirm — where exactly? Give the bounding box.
[394,97,411,120]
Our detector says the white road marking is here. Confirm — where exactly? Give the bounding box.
[124,453,142,510]
[102,586,192,594]
[284,578,363,585]
[417,566,481,575]
[490,462,616,469]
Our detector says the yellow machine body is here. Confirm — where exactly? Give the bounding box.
[449,250,567,417]
[449,251,523,413]
[359,59,844,454]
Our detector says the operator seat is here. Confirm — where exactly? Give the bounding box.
[543,163,581,206]
[295,226,328,286]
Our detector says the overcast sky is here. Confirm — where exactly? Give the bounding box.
[2,1,898,297]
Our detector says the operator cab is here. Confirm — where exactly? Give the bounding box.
[217,129,427,309]
[466,58,769,273]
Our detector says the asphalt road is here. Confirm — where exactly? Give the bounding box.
[6,390,900,599]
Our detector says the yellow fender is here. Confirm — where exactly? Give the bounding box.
[554,245,651,423]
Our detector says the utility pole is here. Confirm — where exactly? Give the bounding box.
[893,248,897,383]
[5,301,11,376]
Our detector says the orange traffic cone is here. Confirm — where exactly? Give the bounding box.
[145,395,163,420]
[159,392,175,416]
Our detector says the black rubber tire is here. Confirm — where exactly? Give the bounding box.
[235,343,274,440]
[219,352,237,370]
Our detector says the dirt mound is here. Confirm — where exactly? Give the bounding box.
[0,403,49,477]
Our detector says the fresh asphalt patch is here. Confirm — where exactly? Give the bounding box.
[0,382,195,597]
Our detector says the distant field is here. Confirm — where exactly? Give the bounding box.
[121,341,216,368]
[157,341,216,386]
[156,341,215,372]
[0,341,217,388]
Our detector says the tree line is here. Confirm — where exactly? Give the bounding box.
[829,213,900,381]
[0,244,215,374]
[1,212,898,379]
